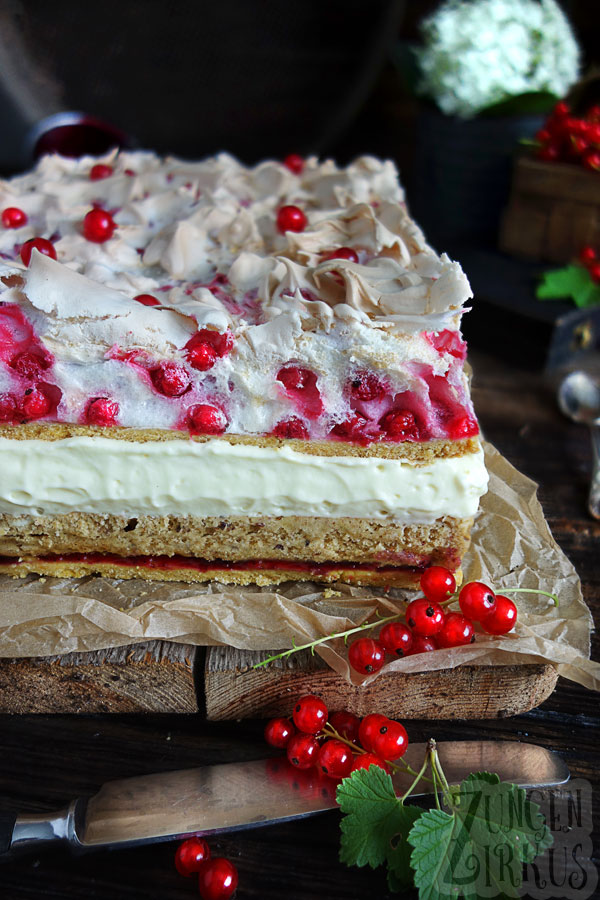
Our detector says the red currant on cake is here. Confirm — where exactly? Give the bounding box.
[292,694,328,733]
[286,732,320,769]
[10,348,52,379]
[351,753,389,774]
[187,342,217,371]
[2,207,27,228]
[379,409,420,441]
[349,369,386,401]
[358,713,387,752]
[134,293,160,307]
[20,385,52,419]
[328,710,360,744]
[187,404,228,435]
[276,205,307,233]
[264,717,296,749]
[421,566,456,603]
[175,837,211,876]
[437,612,475,648]
[0,393,17,423]
[458,581,496,620]
[272,417,309,440]
[481,595,517,635]
[198,857,238,900]
[20,237,57,266]
[317,739,353,779]
[150,361,191,397]
[83,208,117,243]
[85,397,119,426]
[283,153,304,175]
[323,247,359,263]
[371,719,408,761]
[89,163,113,181]
[405,598,445,636]
[379,622,413,657]
[348,637,386,674]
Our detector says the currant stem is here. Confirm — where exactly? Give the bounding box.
[252,613,402,669]
[400,751,430,804]
[322,723,427,781]
[500,587,559,607]
[430,760,442,811]
[429,743,454,809]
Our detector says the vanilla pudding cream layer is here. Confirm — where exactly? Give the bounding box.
[0,435,487,522]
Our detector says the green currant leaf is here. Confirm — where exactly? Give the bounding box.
[408,772,553,900]
[536,264,600,308]
[336,766,423,887]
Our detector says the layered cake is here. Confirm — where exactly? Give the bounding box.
[0,151,488,586]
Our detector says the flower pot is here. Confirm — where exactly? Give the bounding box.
[410,107,544,250]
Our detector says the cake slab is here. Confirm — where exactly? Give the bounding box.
[0,640,557,718]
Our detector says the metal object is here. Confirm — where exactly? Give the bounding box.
[1,741,570,858]
[558,369,600,518]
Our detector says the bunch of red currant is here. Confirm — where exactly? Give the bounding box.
[345,566,517,676]
[265,694,408,778]
[535,101,600,171]
[174,836,238,900]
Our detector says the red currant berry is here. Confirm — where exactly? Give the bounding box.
[175,837,211,877]
[458,581,496,620]
[85,397,119,426]
[2,207,27,228]
[0,392,17,423]
[283,153,304,175]
[589,262,600,284]
[317,739,353,779]
[323,247,359,263]
[83,208,116,243]
[89,163,113,181]
[407,634,438,654]
[187,341,217,371]
[371,719,409,761]
[272,417,309,440]
[379,622,413,657]
[583,150,600,171]
[286,732,320,769]
[150,361,190,397]
[198,857,238,900]
[579,246,597,265]
[276,205,307,233]
[21,385,51,419]
[124,168,136,176]
[264,717,296,749]
[553,101,570,118]
[537,144,560,162]
[437,612,475,648]
[420,566,456,603]
[277,364,314,392]
[349,369,386,401]
[20,237,56,266]
[481,595,517,635]
[351,753,390,774]
[292,694,328,733]
[447,414,479,439]
[328,710,361,744]
[379,409,420,441]
[405,598,445,636]
[358,713,387,752]
[134,293,160,306]
[348,638,386,674]
[10,348,52,379]
[187,404,227,435]
[535,128,551,143]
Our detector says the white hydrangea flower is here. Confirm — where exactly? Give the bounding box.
[417,0,581,118]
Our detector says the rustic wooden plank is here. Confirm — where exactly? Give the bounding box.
[204,646,558,721]
[499,203,547,259]
[512,155,600,205]
[0,641,198,713]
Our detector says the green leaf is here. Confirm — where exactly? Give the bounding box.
[536,264,600,308]
[480,90,558,117]
[336,767,423,887]
[408,772,553,900]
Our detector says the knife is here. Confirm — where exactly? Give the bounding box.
[0,741,569,858]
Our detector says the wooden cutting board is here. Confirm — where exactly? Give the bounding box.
[0,640,558,718]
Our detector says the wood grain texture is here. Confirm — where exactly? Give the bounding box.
[0,642,198,713]
[204,646,558,721]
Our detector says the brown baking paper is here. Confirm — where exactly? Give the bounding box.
[0,442,598,691]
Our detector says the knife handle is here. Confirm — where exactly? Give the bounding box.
[0,813,16,857]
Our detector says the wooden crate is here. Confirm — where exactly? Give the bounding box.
[499,154,600,263]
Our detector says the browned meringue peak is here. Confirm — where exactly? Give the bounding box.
[299,156,405,209]
[21,251,196,362]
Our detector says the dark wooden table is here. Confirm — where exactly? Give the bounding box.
[0,348,598,899]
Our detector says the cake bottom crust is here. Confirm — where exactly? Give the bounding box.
[0,511,473,587]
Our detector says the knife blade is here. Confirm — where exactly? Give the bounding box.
[1,740,569,858]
